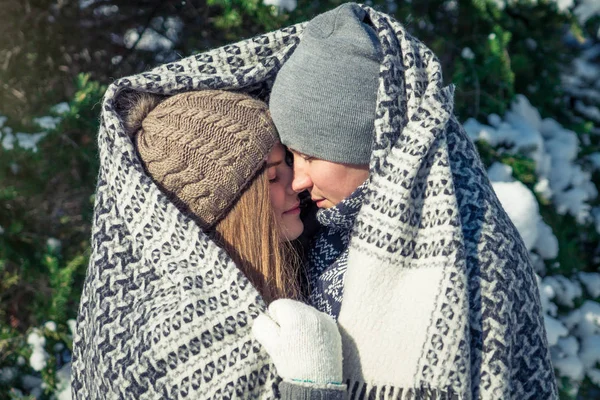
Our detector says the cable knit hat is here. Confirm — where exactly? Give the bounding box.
[269,2,381,165]
[128,90,278,229]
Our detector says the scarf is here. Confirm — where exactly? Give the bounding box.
[71,4,557,399]
[307,182,368,318]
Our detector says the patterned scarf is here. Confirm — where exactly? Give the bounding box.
[71,3,557,399]
[307,182,368,318]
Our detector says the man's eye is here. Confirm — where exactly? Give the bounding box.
[284,150,294,167]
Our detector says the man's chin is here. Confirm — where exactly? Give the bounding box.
[315,199,335,209]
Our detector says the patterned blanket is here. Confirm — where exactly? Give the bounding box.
[71,4,557,399]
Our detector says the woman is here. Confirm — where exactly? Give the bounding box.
[123,89,304,303]
[71,88,344,399]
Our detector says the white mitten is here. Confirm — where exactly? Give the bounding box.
[252,299,343,385]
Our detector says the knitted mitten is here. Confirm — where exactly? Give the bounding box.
[252,299,343,386]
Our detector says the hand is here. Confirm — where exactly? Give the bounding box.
[252,299,343,385]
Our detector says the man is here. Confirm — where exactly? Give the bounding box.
[268,3,557,399]
[270,2,378,318]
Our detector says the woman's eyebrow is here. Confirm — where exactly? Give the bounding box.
[266,160,282,168]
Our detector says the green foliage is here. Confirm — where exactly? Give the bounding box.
[0,73,102,397]
[44,253,88,324]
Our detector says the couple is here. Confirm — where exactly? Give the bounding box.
[71,3,557,400]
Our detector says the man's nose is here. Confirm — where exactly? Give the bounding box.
[292,169,312,193]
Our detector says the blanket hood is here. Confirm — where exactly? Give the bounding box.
[71,3,557,400]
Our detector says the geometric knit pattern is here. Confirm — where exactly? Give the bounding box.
[70,3,558,400]
[307,182,367,319]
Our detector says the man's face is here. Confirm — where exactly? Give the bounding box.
[290,150,369,208]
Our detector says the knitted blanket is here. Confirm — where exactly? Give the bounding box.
[71,4,557,399]
[70,26,302,400]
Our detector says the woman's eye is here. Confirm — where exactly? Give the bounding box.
[269,176,279,183]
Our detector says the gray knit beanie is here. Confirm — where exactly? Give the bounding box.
[269,2,381,165]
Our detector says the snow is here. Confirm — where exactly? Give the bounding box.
[539,275,559,316]
[21,374,42,390]
[579,335,600,385]
[27,330,49,372]
[574,0,600,24]
[545,315,569,346]
[263,0,297,12]
[93,4,119,17]
[10,162,19,175]
[47,238,62,253]
[525,38,538,51]
[78,0,97,9]
[587,152,600,171]
[589,368,600,386]
[534,178,552,200]
[578,272,600,297]
[580,335,600,368]
[555,0,575,12]
[469,95,597,225]
[124,28,173,52]
[544,275,582,307]
[51,102,70,115]
[29,351,48,373]
[559,335,580,355]
[534,220,558,260]
[44,321,57,332]
[0,367,17,383]
[461,47,475,60]
[541,275,600,387]
[1,131,48,152]
[575,101,600,122]
[55,363,72,400]
[487,162,513,182]
[571,300,600,337]
[552,353,585,381]
[26,331,45,348]
[552,336,585,381]
[492,180,540,250]
[67,319,77,336]
[33,116,61,130]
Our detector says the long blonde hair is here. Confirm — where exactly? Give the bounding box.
[213,168,301,304]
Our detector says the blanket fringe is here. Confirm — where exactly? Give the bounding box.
[346,380,461,400]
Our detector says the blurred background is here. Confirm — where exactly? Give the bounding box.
[0,0,599,398]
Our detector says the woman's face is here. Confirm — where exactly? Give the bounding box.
[267,143,304,241]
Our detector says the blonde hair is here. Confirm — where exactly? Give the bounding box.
[213,169,301,304]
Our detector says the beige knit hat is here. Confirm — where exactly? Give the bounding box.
[128,90,278,229]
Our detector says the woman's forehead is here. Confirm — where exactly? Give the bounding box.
[267,143,285,163]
